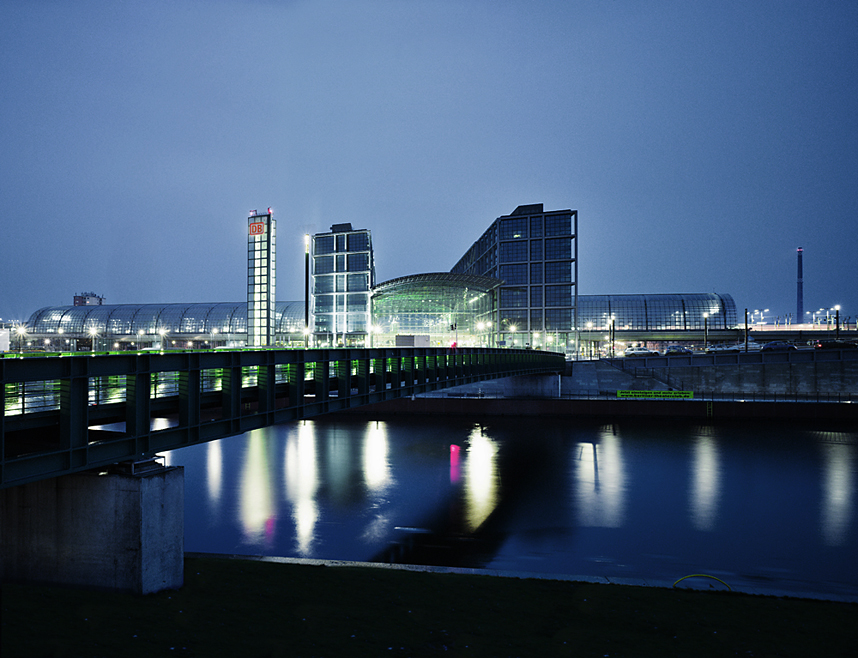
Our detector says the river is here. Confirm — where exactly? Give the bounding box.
[164,414,858,598]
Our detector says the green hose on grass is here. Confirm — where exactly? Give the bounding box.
[673,574,732,590]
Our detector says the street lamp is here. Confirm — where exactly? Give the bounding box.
[703,313,709,350]
[15,325,26,353]
[211,327,218,350]
[138,329,145,351]
[835,305,841,339]
[88,327,98,352]
[158,328,167,350]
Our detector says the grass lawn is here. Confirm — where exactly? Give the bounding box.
[3,556,856,657]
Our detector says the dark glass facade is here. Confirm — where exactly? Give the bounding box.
[451,204,578,349]
[311,223,375,346]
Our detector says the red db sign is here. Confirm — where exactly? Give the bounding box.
[249,222,265,236]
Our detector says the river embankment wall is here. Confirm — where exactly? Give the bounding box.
[341,359,858,421]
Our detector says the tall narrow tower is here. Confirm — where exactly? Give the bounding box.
[248,209,276,346]
[796,247,803,323]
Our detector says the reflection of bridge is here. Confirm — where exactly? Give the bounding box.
[1,347,564,488]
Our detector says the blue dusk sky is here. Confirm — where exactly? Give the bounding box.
[1,0,856,325]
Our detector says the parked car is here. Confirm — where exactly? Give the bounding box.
[663,345,693,356]
[814,340,858,350]
[624,346,657,357]
[761,341,797,352]
[706,344,740,353]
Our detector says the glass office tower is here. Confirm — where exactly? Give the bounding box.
[451,204,578,352]
[311,223,375,347]
[247,209,276,347]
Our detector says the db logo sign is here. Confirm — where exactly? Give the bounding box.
[249,222,265,236]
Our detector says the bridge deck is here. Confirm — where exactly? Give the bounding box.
[1,347,564,488]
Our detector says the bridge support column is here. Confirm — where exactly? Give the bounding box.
[0,463,183,594]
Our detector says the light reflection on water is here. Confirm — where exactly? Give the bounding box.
[690,430,721,531]
[167,416,858,595]
[574,427,625,528]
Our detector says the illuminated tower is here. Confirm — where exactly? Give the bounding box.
[796,247,803,322]
[310,223,374,346]
[247,209,276,346]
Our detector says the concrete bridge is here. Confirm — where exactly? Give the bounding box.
[0,347,563,594]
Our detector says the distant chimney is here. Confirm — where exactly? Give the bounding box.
[796,247,803,322]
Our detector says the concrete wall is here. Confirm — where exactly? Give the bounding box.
[649,360,858,396]
[0,466,183,594]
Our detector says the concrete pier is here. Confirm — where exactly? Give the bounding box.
[0,462,183,594]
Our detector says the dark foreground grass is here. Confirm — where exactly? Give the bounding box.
[3,556,856,657]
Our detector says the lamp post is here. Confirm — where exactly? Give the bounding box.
[88,327,98,352]
[158,328,167,350]
[211,327,218,350]
[835,305,841,340]
[703,313,709,350]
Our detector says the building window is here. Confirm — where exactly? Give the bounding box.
[545,238,571,260]
[530,216,543,237]
[499,240,528,263]
[315,236,334,254]
[315,256,334,274]
[545,261,572,283]
[499,263,527,285]
[530,262,543,284]
[545,214,571,236]
[348,233,369,251]
[499,217,527,240]
[500,311,528,330]
[500,287,528,308]
[545,285,572,307]
[347,253,369,271]
[546,308,572,329]
[530,309,543,330]
[531,286,543,306]
[347,273,368,291]
[530,239,543,260]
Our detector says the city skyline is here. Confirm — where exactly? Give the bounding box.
[1,1,856,323]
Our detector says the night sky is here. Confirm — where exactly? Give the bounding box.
[2,1,856,325]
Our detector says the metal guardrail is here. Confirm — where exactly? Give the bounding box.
[1,347,564,488]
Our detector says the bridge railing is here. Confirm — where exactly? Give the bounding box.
[1,347,564,488]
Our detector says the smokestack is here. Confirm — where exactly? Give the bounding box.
[797,247,803,322]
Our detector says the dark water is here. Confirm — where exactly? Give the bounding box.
[164,414,858,597]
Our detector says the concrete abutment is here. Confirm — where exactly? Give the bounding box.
[0,463,183,594]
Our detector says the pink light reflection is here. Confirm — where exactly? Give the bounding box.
[450,444,461,483]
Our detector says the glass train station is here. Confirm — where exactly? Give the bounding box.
[17,204,739,357]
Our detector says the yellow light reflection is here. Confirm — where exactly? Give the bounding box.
[284,422,319,555]
[820,440,854,546]
[363,422,391,493]
[690,433,721,531]
[464,426,499,532]
[360,422,393,542]
[574,430,625,527]
[239,429,276,547]
[206,439,223,510]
